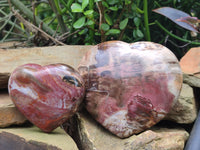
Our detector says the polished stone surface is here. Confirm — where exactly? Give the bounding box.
[8,63,85,132]
[78,41,182,138]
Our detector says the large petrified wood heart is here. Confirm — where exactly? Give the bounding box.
[78,41,182,138]
[8,63,85,132]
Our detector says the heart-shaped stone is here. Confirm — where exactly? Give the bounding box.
[8,63,85,132]
[78,41,182,138]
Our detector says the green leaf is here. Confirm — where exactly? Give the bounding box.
[136,29,144,38]
[73,16,86,28]
[86,20,95,25]
[119,18,128,30]
[71,3,83,12]
[133,29,137,38]
[131,3,137,12]
[84,10,94,16]
[134,17,141,27]
[109,7,118,11]
[95,32,101,36]
[82,0,89,10]
[101,23,110,31]
[125,0,131,5]
[105,29,120,35]
[107,0,119,5]
[102,1,109,8]
[105,13,113,25]
[78,28,88,35]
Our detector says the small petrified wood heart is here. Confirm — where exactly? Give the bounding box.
[8,63,85,132]
[78,41,182,138]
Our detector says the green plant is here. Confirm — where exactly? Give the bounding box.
[3,0,153,45]
[1,0,200,58]
[0,0,27,42]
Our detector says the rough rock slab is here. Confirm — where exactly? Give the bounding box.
[64,111,189,150]
[180,47,200,78]
[0,73,9,89]
[183,73,200,88]
[0,41,23,49]
[0,91,27,127]
[165,83,197,124]
[0,126,78,150]
[0,45,92,89]
[179,47,200,87]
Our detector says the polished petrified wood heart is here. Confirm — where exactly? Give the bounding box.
[8,63,85,132]
[78,41,182,138]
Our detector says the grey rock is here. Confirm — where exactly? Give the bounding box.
[183,73,200,88]
[166,83,197,124]
[64,111,189,150]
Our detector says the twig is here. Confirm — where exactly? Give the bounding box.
[0,8,25,33]
[12,9,65,45]
[96,1,105,42]
[47,16,56,26]
[8,0,55,35]
[3,30,27,38]
[164,32,170,45]
[114,3,127,26]
[52,24,60,38]
[0,12,12,31]
[57,29,81,42]
[117,3,132,40]
[118,29,125,40]
[167,39,191,48]
[1,18,17,42]
[31,0,37,26]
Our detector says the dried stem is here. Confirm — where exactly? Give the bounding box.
[114,3,127,26]
[12,9,65,45]
[31,0,36,26]
[8,0,55,35]
[96,1,105,42]
[117,3,132,40]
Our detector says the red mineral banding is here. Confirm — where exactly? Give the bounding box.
[78,41,182,138]
[8,63,85,132]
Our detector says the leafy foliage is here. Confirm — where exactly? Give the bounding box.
[1,0,200,58]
